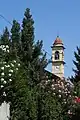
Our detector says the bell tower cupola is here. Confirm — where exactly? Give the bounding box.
[51,36,65,78]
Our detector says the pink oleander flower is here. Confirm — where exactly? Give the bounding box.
[75,97,80,103]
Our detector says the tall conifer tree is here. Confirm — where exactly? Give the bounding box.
[70,46,80,120]
[0,27,10,45]
[21,8,48,86]
[11,20,20,59]
[71,46,80,96]
[73,46,80,82]
[21,8,34,65]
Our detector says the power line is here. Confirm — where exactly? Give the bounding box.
[43,49,68,67]
[0,14,52,60]
[43,49,52,63]
[0,14,12,25]
[43,49,52,57]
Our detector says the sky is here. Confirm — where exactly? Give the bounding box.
[0,0,80,77]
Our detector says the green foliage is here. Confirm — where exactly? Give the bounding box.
[11,20,20,44]
[21,8,34,65]
[69,46,80,120]
[71,46,80,96]
[20,8,48,87]
[72,46,80,83]
[0,8,49,120]
[36,87,63,120]
[0,8,72,120]
[0,27,10,45]
[10,20,21,59]
[9,68,37,120]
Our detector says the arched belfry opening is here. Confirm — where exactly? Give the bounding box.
[55,51,59,60]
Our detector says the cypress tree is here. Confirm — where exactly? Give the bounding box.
[21,8,34,65]
[70,47,80,96]
[73,46,80,83]
[70,46,80,120]
[0,27,10,45]
[11,20,21,59]
[21,8,48,86]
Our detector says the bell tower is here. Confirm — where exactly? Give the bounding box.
[51,36,65,78]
